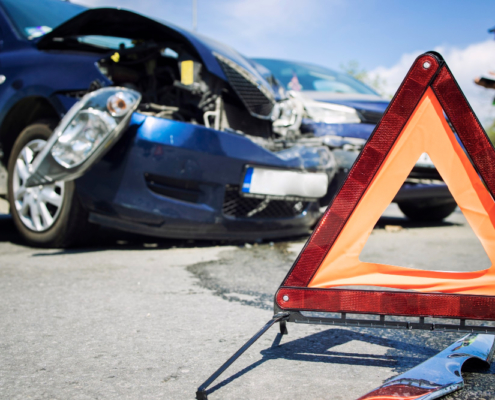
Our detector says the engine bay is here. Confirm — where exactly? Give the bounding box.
[94,42,292,141]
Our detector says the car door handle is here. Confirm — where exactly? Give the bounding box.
[0,75,5,84]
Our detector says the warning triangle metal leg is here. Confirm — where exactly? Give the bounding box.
[196,312,289,400]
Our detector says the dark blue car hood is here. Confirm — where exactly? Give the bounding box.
[37,8,273,95]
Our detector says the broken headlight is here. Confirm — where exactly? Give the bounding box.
[51,89,140,168]
[272,95,304,136]
[305,103,360,124]
[51,109,117,168]
[25,87,141,187]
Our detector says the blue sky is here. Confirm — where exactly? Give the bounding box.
[73,0,495,123]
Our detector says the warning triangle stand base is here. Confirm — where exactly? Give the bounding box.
[196,51,495,399]
[275,305,495,333]
[195,308,495,399]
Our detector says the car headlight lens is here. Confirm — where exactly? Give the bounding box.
[51,109,117,168]
[322,135,367,150]
[50,87,140,168]
[305,103,360,124]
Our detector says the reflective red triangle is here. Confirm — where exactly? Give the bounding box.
[276,52,495,320]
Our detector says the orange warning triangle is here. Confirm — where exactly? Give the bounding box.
[276,52,495,320]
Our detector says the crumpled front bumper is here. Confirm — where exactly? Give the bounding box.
[74,113,331,240]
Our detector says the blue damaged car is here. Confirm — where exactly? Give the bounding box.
[253,58,458,222]
[0,0,335,247]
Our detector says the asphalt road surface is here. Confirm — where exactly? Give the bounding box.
[1,204,495,400]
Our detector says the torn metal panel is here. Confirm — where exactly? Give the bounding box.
[357,333,495,400]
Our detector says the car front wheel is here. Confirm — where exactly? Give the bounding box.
[7,121,93,247]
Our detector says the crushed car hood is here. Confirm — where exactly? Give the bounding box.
[36,8,273,95]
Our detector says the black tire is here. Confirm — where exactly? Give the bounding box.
[7,121,93,247]
[398,201,458,222]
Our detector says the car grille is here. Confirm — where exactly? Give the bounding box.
[214,53,274,118]
[356,109,384,124]
[223,185,308,219]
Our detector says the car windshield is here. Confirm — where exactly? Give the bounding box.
[0,0,86,40]
[253,58,378,95]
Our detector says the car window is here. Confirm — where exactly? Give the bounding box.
[0,0,86,40]
[253,58,378,95]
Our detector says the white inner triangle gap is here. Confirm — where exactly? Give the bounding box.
[358,152,491,272]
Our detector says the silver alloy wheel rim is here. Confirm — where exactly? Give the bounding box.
[12,139,65,232]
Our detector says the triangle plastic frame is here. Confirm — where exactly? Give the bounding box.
[276,51,495,323]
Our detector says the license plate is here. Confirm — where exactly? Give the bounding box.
[415,152,435,168]
[241,166,328,199]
